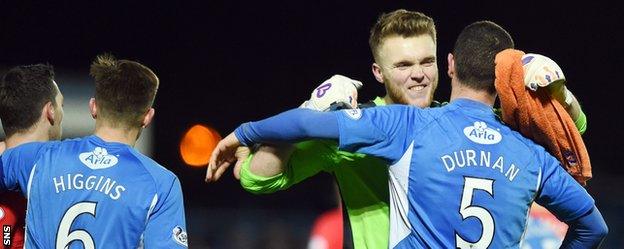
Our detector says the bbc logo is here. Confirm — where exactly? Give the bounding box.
[2,225,10,246]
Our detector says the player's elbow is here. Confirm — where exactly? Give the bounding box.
[585,223,608,249]
[590,209,609,243]
[565,207,609,248]
[595,221,609,241]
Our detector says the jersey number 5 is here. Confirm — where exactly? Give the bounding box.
[456,177,494,249]
[56,202,97,249]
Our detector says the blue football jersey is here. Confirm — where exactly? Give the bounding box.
[0,135,187,248]
[334,98,594,249]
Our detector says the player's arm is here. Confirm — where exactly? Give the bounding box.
[240,141,340,194]
[239,145,298,193]
[206,105,414,181]
[556,86,587,134]
[142,177,188,248]
[206,108,341,181]
[239,74,363,190]
[546,79,586,134]
[560,207,608,248]
[535,153,607,248]
[523,53,587,134]
[236,108,340,146]
[206,74,362,184]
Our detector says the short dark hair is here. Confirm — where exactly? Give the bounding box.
[0,64,57,137]
[90,54,159,128]
[452,21,514,94]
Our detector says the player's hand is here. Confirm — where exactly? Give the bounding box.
[522,53,572,106]
[209,146,249,181]
[300,74,363,111]
[206,132,241,183]
[232,146,251,180]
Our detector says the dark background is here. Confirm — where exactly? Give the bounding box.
[1,1,622,248]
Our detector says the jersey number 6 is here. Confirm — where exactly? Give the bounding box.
[56,202,97,249]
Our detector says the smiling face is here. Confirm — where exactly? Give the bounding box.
[372,34,438,108]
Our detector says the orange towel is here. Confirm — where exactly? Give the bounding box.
[494,49,591,185]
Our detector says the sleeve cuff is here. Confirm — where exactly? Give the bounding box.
[574,110,587,135]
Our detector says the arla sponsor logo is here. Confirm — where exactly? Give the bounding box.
[79,147,119,169]
[463,121,502,145]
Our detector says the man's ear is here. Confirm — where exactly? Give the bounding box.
[447,53,455,79]
[44,101,56,125]
[372,63,384,84]
[141,108,155,128]
[89,98,97,119]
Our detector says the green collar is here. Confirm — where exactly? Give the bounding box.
[373,96,387,106]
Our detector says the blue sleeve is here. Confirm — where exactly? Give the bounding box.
[535,152,595,223]
[235,108,339,146]
[560,206,608,249]
[335,105,423,163]
[143,177,188,248]
[0,142,48,193]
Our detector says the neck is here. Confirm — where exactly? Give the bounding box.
[5,128,50,149]
[94,121,140,147]
[449,81,496,107]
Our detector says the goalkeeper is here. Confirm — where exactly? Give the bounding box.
[212,11,587,249]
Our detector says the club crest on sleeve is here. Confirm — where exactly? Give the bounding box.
[172,226,188,247]
[463,121,502,145]
[343,109,362,120]
[79,147,119,169]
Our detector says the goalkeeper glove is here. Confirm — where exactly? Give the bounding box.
[300,74,363,111]
[522,53,573,106]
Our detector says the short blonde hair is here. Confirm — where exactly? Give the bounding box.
[369,10,437,62]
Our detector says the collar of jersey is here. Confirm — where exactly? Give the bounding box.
[449,98,496,116]
[87,135,131,148]
[373,96,386,106]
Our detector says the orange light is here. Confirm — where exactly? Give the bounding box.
[179,124,222,167]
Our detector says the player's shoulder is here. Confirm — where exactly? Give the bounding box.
[2,140,61,157]
[79,135,178,182]
[496,122,551,163]
[375,104,440,118]
[126,148,178,182]
[54,136,92,149]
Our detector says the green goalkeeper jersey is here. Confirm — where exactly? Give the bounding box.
[239,96,587,249]
[240,96,390,249]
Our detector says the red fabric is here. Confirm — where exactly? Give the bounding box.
[308,207,343,249]
[494,49,592,185]
[529,203,568,239]
[0,191,26,249]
